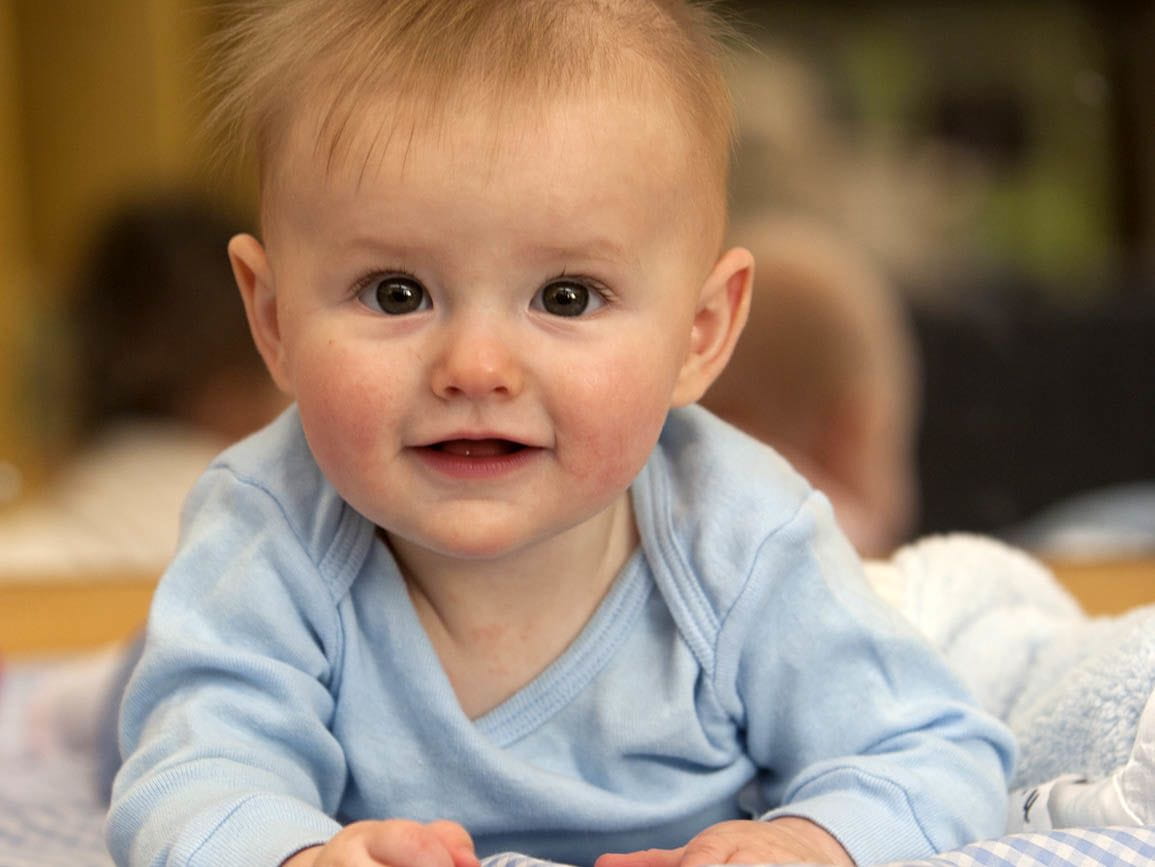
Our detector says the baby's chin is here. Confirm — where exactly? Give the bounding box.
[378,520,556,565]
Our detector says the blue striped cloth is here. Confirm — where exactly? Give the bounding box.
[881,826,1155,866]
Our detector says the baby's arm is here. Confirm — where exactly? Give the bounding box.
[283,820,479,867]
[598,818,852,867]
[107,469,352,865]
[720,495,1015,864]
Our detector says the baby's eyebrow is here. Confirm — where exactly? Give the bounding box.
[532,239,634,266]
[331,233,637,270]
[337,235,423,259]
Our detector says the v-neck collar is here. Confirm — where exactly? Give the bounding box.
[376,538,652,746]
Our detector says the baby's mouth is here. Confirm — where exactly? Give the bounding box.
[430,438,526,457]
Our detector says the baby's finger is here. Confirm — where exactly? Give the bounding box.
[361,819,460,867]
[677,836,741,867]
[595,847,686,867]
[426,820,480,867]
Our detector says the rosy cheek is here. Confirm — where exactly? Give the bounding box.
[561,369,671,495]
[292,341,396,469]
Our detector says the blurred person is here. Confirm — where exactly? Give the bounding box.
[0,192,285,577]
[701,215,920,557]
[0,193,286,772]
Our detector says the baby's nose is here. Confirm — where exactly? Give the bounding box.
[429,323,524,400]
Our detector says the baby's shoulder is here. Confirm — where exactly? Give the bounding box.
[648,405,814,531]
[636,407,824,612]
[212,406,323,489]
[195,406,365,566]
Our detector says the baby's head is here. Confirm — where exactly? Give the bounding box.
[216,0,754,562]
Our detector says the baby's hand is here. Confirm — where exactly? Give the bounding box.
[282,819,480,867]
[596,818,854,867]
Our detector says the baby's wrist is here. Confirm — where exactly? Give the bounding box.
[765,816,855,865]
[281,844,322,867]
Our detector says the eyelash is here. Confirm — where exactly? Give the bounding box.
[552,272,614,303]
[351,267,420,296]
[534,274,613,317]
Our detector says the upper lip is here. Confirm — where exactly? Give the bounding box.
[412,432,539,449]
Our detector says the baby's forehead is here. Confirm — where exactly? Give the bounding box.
[275,78,685,171]
[261,82,727,253]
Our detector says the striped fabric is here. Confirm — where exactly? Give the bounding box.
[883,826,1155,866]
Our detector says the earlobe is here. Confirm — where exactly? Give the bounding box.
[228,233,292,394]
[671,246,754,407]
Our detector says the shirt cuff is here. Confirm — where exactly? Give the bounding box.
[760,776,937,865]
[179,793,342,867]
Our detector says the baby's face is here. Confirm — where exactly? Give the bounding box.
[249,90,719,561]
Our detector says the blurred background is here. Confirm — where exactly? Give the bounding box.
[0,0,253,497]
[0,0,1152,577]
[722,0,1155,549]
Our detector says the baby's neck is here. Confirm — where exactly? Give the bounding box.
[390,492,638,719]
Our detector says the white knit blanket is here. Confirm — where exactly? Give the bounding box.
[864,534,1155,788]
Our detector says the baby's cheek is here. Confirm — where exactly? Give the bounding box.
[566,386,671,495]
[293,348,401,473]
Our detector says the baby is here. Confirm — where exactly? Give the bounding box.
[106,2,1013,866]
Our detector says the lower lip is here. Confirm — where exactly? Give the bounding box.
[411,446,543,480]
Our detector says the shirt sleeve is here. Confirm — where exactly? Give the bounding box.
[106,466,348,866]
[716,492,1016,865]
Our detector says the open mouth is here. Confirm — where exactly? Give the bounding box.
[415,437,538,478]
[428,438,527,458]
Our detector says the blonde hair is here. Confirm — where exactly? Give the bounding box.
[207,0,738,231]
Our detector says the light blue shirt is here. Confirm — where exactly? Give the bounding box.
[107,406,1014,867]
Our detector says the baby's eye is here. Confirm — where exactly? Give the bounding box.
[533,279,605,317]
[357,275,430,315]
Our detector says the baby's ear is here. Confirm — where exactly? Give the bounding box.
[670,246,753,407]
[229,233,293,395]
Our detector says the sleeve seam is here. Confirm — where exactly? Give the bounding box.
[710,490,817,708]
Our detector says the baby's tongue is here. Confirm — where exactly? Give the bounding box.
[440,439,516,457]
